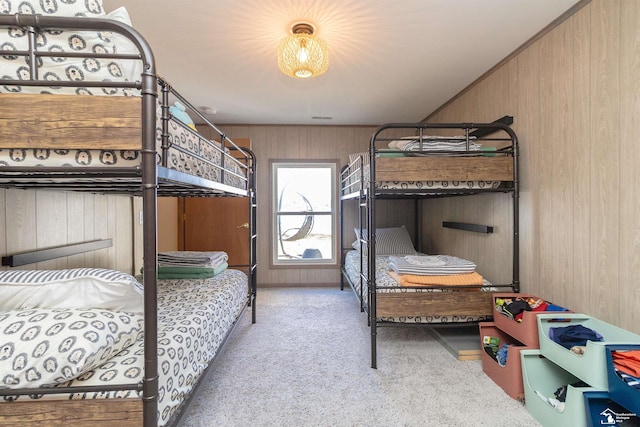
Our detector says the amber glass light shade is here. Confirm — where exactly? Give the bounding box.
[278,23,329,78]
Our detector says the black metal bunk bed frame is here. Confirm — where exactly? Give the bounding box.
[340,120,520,368]
[0,14,257,426]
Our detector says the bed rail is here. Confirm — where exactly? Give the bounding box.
[1,239,112,267]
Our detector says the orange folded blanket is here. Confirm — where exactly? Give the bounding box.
[388,270,484,289]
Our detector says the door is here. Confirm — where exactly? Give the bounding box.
[179,196,250,267]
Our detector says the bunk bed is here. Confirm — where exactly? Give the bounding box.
[0,5,257,427]
[340,119,519,368]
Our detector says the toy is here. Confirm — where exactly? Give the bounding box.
[169,101,197,131]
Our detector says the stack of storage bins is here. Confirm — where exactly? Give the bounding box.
[521,313,640,426]
[479,293,569,401]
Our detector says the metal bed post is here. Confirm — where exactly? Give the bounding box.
[140,50,160,427]
[368,132,379,369]
[339,166,346,291]
[159,79,171,167]
[248,148,258,324]
[507,128,520,293]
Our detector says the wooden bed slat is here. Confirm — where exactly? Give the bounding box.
[375,156,514,182]
[376,291,493,317]
[0,399,142,427]
[0,93,141,150]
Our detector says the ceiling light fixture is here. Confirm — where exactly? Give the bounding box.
[278,22,329,79]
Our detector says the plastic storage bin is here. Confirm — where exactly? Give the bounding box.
[537,313,640,389]
[583,390,638,427]
[492,293,571,347]
[479,322,530,400]
[605,344,640,415]
[521,349,600,427]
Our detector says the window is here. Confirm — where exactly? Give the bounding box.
[271,160,337,266]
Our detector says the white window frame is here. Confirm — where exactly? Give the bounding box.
[270,160,338,267]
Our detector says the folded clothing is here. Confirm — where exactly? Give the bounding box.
[388,270,483,288]
[495,296,569,322]
[389,255,476,275]
[549,324,603,350]
[157,262,228,280]
[158,251,228,269]
[612,350,640,378]
[388,136,481,152]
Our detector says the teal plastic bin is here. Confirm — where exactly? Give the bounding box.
[537,313,640,389]
[521,349,600,427]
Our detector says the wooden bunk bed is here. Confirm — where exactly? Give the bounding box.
[340,119,519,368]
[0,6,257,427]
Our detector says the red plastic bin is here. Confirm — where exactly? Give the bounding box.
[492,292,571,347]
[479,321,531,401]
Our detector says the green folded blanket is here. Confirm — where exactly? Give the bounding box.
[142,263,229,280]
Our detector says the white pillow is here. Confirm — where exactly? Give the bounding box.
[0,0,136,96]
[105,6,143,84]
[0,268,143,313]
[353,226,417,255]
[1,0,105,17]
[0,307,142,389]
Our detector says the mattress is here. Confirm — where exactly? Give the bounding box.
[0,268,248,427]
[344,250,493,323]
[0,117,246,191]
[342,152,502,195]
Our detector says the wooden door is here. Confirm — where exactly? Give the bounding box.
[179,196,249,267]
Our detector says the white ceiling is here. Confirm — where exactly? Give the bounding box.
[103,0,581,126]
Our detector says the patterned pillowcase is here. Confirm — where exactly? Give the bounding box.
[105,6,142,83]
[353,226,417,255]
[0,268,144,313]
[0,307,142,389]
[0,0,135,95]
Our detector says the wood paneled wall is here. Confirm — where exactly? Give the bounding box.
[198,125,416,287]
[1,188,135,274]
[424,0,640,334]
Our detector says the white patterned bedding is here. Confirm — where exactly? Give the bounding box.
[0,269,248,427]
[0,3,247,192]
[344,250,493,323]
[0,117,246,190]
[342,152,501,194]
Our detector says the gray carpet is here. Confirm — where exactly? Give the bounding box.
[182,287,539,426]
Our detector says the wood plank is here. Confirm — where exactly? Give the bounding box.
[619,0,640,333]
[0,93,141,150]
[569,4,592,314]
[427,324,483,361]
[375,157,514,182]
[0,399,142,427]
[376,291,493,318]
[589,0,620,324]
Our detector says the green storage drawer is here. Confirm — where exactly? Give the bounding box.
[521,349,600,427]
[537,313,640,389]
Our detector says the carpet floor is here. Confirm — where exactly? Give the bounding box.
[182,287,540,426]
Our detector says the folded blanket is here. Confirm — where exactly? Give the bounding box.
[388,136,481,152]
[389,255,476,275]
[143,262,229,280]
[388,270,483,289]
[158,251,228,269]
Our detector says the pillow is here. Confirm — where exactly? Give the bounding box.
[0,0,135,96]
[0,1,105,17]
[0,307,142,389]
[353,226,417,255]
[0,268,143,313]
[348,152,368,166]
[105,6,143,84]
